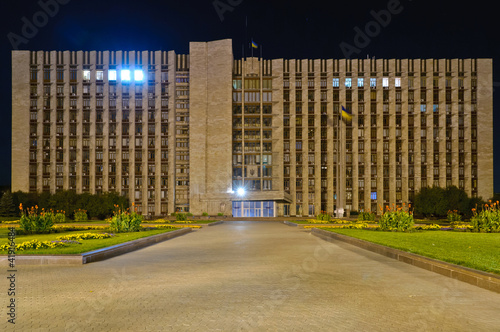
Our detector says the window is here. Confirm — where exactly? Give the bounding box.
[96,71,103,81]
[345,78,352,88]
[382,77,389,87]
[134,70,144,81]
[121,69,131,81]
[358,78,364,87]
[370,78,376,88]
[109,70,117,81]
[83,70,90,81]
[332,78,339,87]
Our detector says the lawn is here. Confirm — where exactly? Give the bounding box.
[0,227,178,255]
[326,229,500,275]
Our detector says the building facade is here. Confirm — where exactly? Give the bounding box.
[12,39,493,217]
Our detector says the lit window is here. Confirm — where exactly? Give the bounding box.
[371,192,377,200]
[370,78,376,87]
[109,70,117,81]
[395,77,401,87]
[121,69,131,81]
[332,78,339,87]
[345,78,352,88]
[382,77,389,87]
[96,70,104,81]
[83,70,91,81]
[134,69,144,81]
[358,78,364,87]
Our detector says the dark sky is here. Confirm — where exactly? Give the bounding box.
[1,0,499,193]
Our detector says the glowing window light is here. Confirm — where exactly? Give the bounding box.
[83,70,91,81]
[109,70,117,81]
[134,70,144,81]
[121,69,131,81]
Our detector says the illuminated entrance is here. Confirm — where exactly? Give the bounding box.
[232,201,275,217]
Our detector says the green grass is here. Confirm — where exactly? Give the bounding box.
[0,227,177,255]
[327,229,500,275]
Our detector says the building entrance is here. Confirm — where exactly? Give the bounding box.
[232,201,275,217]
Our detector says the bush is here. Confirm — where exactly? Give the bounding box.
[74,209,88,222]
[378,204,414,231]
[187,212,193,217]
[18,204,54,234]
[202,212,209,217]
[470,201,500,232]
[54,211,66,223]
[109,204,143,233]
[357,212,375,222]
[414,186,478,218]
[175,213,187,221]
[217,212,224,216]
[316,212,331,222]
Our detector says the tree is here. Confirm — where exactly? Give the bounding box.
[0,191,18,217]
[414,186,476,218]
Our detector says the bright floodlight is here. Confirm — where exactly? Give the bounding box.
[134,70,144,81]
[121,69,131,81]
[237,188,246,197]
[109,70,117,81]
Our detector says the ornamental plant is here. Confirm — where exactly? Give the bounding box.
[57,232,115,241]
[470,201,500,232]
[18,204,54,234]
[357,211,376,222]
[109,203,143,233]
[316,211,331,222]
[74,209,88,222]
[378,203,414,231]
[0,239,75,251]
[54,210,66,223]
[175,213,187,221]
[446,210,462,224]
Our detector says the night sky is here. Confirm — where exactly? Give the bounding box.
[1,0,499,193]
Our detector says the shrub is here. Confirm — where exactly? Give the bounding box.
[378,204,414,231]
[357,211,375,222]
[54,211,66,223]
[316,212,331,222]
[186,212,193,217]
[217,212,224,216]
[109,204,143,233]
[175,213,187,221]
[18,204,54,234]
[202,212,209,217]
[74,209,88,222]
[470,201,500,232]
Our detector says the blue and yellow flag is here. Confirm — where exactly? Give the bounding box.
[251,40,258,49]
[341,105,352,122]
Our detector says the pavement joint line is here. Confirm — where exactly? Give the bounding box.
[311,227,500,294]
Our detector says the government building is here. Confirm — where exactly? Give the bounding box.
[12,39,493,217]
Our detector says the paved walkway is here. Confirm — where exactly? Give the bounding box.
[3,221,500,331]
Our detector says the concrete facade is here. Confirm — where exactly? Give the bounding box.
[12,39,493,216]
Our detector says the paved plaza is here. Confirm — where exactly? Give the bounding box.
[3,221,500,331]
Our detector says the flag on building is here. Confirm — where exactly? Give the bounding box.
[251,40,258,49]
[341,105,352,122]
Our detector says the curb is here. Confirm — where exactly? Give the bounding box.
[283,221,298,227]
[0,228,193,266]
[311,228,500,294]
[207,221,224,226]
